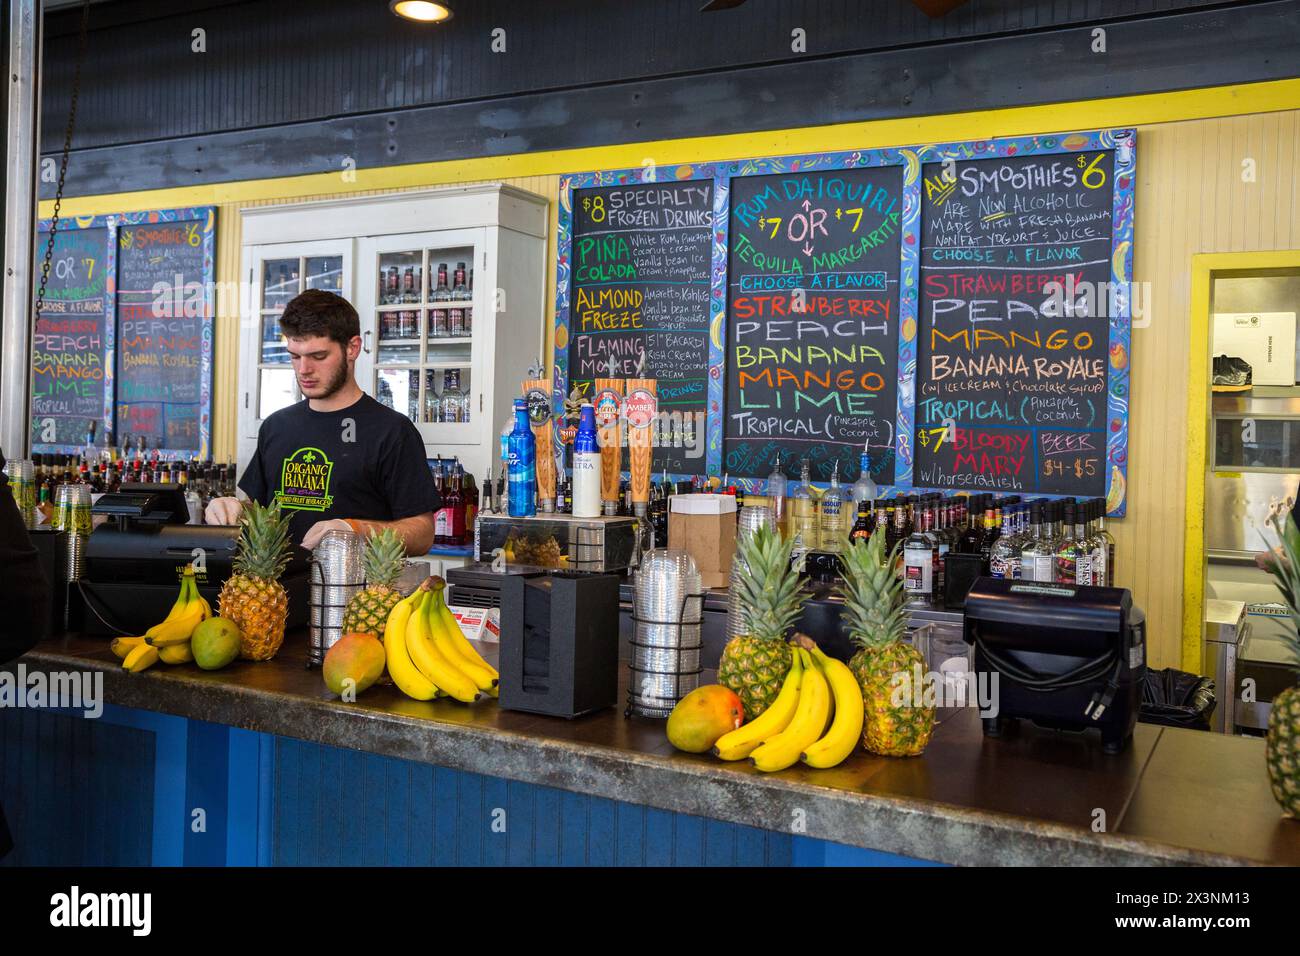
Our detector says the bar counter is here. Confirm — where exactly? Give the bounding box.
[9,630,1300,867]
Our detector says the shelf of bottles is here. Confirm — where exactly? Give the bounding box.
[372,247,475,429]
[258,255,344,419]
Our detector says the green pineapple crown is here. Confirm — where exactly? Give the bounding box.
[734,523,803,644]
[1263,509,1300,673]
[838,532,908,651]
[233,499,292,581]
[362,527,407,588]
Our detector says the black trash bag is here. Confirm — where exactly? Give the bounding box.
[1139,667,1216,731]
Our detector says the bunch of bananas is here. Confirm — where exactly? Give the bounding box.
[712,642,865,772]
[384,576,498,703]
[111,567,211,672]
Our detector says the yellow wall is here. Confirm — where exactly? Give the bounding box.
[40,79,1300,670]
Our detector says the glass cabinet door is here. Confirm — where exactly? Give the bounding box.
[242,241,351,450]
[361,231,481,444]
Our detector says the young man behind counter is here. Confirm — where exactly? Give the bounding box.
[205,290,441,553]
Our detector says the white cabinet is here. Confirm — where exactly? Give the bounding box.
[238,185,549,479]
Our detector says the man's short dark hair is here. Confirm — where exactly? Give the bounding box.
[279,290,360,348]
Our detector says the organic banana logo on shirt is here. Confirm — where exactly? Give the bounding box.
[276,446,335,511]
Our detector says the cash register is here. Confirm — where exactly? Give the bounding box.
[78,483,310,636]
[963,578,1147,753]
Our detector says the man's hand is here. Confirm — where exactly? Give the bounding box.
[205,496,245,526]
[302,519,355,552]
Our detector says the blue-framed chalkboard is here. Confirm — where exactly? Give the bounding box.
[555,128,1135,515]
[31,206,217,459]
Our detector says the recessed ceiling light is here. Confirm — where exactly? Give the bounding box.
[390,1,452,23]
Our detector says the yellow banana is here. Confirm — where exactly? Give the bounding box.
[750,649,831,772]
[801,647,866,769]
[384,587,440,701]
[713,651,803,761]
[122,643,160,673]
[158,642,194,665]
[111,636,147,660]
[431,579,499,679]
[428,583,498,694]
[156,571,193,623]
[407,591,481,703]
[145,599,205,646]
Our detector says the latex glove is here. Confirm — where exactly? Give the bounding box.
[205,496,244,526]
[302,518,355,552]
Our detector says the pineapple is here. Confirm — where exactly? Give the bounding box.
[718,524,799,720]
[840,532,934,757]
[342,528,408,640]
[218,499,292,661]
[1260,510,1300,816]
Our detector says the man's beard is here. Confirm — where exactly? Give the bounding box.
[304,358,350,399]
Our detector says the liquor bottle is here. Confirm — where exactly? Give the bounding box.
[1019,504,1053,582]
[429,263,451,338]
[1093,498,1116,586]
[1071,501,1096,585]
[818,460,846,554]
[402,266,417,304]
[989,506,1020,579]
[440,369,468,423]
[507,398,537,518]
[384,264,400,305]
[979,507,1001,566]
[482,463,496,515]
[850,445,876,535]
[461,471,479,545]
[903,510,936,607]
[449,261,469,337]
[444,461,465,546]
[850,502,872,545]
[886,500,908,558]
[1053,501,1082,584]
[571,403,601,518]
[766,453,788,538]
[464,267,474,336]
[788,457,819,555]
[958,495,985,554]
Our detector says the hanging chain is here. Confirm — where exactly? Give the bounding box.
[33,0,92,320]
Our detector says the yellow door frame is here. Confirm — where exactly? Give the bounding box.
[1183,250,1300,672]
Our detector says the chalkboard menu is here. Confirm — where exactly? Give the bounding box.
[914,150,1116,498]
[724,166,903,482]
[557,130,1134,513]
[116,220,209,452]
[30,226,112,448]
[29,206,216,457]
[567,180,713,475]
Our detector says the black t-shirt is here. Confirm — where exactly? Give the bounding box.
[239,394,441,545]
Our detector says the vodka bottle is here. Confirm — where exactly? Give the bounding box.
[766,453,788,538]
[789,457,819,555]
[1020,503,1054,582]
[903,509,936,607]
[818,460,846,554]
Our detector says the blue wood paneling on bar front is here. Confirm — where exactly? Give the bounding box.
[2,701,937,867]
[0,706,155,866]
[267,736,795,867]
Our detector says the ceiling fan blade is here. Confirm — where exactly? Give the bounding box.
[908,0,971,16]
[700,0,748,11]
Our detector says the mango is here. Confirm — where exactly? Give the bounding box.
[191,618,241,670]
[667,685,744,753]
[323,633,386,698]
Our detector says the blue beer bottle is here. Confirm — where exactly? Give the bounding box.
[507,398,537,517]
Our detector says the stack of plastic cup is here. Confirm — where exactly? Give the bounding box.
[53,483,92,580]
[308,529,367,666]
[629,549,703,717]
[3,459,36,529]
[727,504,775,642]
